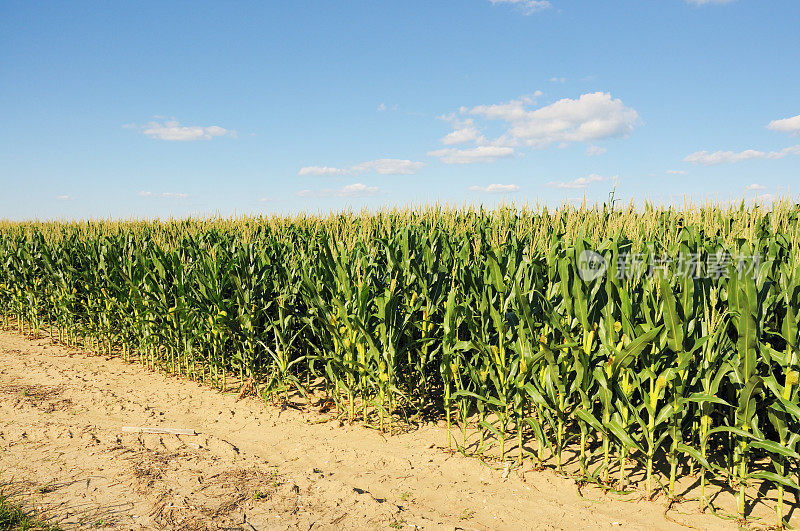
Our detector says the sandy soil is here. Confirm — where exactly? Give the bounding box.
[0,329,783,530]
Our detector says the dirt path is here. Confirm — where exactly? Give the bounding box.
[0,330,751,530]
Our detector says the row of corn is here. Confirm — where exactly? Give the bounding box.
[1,201,799,524]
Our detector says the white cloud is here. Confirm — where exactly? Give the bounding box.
[351,159,424,175]
[767,114,800,136]
[745,183,764,191]
[684,145,800,165]
[432,92,636,166]
[438,116,484,146]
[377,103,387,112]
[686,0,735,5]
[139,191,189,198]
[338,183,380,197]
[490,0,552,14]
[133,119,236,141]
[549,77,566,83]
[469,184,520,193]
[465,92,639,149]
[298,166,350,176]
[56,195,72,201]
[298,159,424,176]
[442,126,482,145]
[298,183,381,198]
[465,94,541,123]
[547,173,609,189]
[586,145,607,156]
[667,170,687,175]
[428,146,515,164]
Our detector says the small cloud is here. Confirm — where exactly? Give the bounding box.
[745,183,764,192]
[139,191,189,198]
[352,159,424,175]
[767,114,800,136]
[667,170,687,175]
[469,184,520,193]
[547,173,608,189]
[428,146,515,164]
[684,145,800,165]
[298,166,350,176]
[377,103,387,112]
[298,183,381,198]
[490,0,552,15]
[438,116,483,146]
[549,77,566,83]
[56,194,73,201]
[129,118,236,141]
[299,159,424,176]
[339,183,380,197]
[586,145,606,156]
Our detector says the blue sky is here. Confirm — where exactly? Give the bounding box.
[1,0,799,219]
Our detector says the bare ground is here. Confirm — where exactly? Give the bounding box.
[0,329,787,530]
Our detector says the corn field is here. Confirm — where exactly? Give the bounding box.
[2,200,800,524]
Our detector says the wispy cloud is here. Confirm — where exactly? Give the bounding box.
[139,191,189,198]
[351,159,423,174]
[462,93,542,124]
[127,119,236,141]
[684,145,800,165]
[297,166,350,176]
[667,170,688,175]
[438,115,484,146]
[298,183,381,198]
[586,145,607,156]
[56,194,73,201]
[428,146,515,164]
[490,0,552,15]
[547,173,611,189]
[298,159,424,176]
[767,114,800,136]
[549,77,566,83]
[469,184,520,193]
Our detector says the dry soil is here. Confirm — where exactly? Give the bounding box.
[0,330,787,529]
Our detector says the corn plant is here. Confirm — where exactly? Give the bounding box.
[1,200,799,524]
